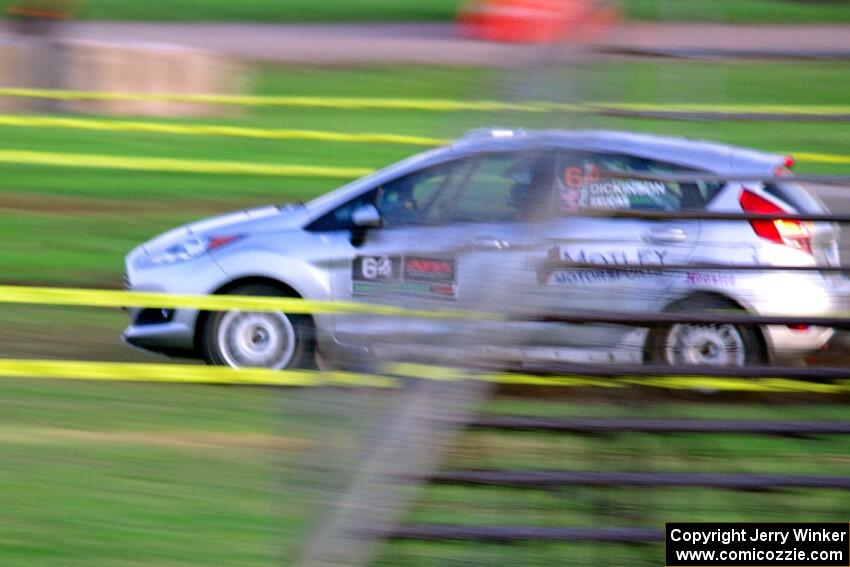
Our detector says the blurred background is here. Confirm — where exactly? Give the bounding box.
[0,0,848,565]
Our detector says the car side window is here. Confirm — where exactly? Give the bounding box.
[556,152,723,213]
[306,161,464,232]
[377,162,461,228]
[432,152,556,223]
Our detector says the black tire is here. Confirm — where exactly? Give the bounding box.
[645,296,766,367]
[201,284,316,369]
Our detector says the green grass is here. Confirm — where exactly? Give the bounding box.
[0,378,301,566]
[0,377,846,567]
[378,486,850,566]
[375,397,850,567]
[0,305,156,361]
[0,377,397,566]
[621,0,850,23]
[3,0,464,22]
[1,61,849,287]
[5,0,850,23]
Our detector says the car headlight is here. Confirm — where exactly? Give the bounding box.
[138,235,241,268]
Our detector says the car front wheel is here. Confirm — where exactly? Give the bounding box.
[201,284,315,370]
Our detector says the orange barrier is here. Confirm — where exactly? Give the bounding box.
[458,0,619,44]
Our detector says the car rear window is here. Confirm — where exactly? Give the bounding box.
[556,152,724,213]
[764,181,825,214]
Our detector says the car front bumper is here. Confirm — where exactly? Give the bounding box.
[122,249,229,358]
[123,320,196,356]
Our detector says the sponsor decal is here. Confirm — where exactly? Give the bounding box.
[403,256,455,283]
[553,247,669,266]
[686,272,735,287]
[559,164,668,211]
[549,269,660,286]
[541,246,666,286]
[563,165,600,188]
[573,179,668,210]
[353,280,451,297]
[352,255,456,299]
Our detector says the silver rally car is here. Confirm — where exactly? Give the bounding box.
[124,129,849,369]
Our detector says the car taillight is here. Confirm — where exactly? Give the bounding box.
[739,189,812,255]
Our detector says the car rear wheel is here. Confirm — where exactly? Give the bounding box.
[201,284,315,370]
[645,297,765,367]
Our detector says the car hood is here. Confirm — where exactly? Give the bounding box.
[139,203,310,255]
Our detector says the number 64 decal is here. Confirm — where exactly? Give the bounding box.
[353,256,400,281]
[361,256,393,279]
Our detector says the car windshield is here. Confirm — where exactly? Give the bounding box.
[304,148,448,215]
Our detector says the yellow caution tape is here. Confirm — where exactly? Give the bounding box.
[587,102,850,116]
[0,358,844,393]
[0,115,449,147]
[0,88,564,112]
[792,152,850,165]
[0,147,843,177]
[1,288,845,394]
[4,116,847,165]
[387,363,850,393]
[3,88,850,116]
[0,149,375,178]
[5,286,848,392]
[617,376,850,394]
[0,284,493,320]
[0,358,395,387]
[2,118,849,167]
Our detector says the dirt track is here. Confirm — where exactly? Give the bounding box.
[3,22,850,65]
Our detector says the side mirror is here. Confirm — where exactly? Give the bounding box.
[350,204,381,247]
[351,204,382,229]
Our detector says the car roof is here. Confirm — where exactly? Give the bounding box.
[448,129,785,175]
[306,129,786,217]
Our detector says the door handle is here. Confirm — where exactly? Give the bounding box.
[641,228,687,244]
[464,237,512,251]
